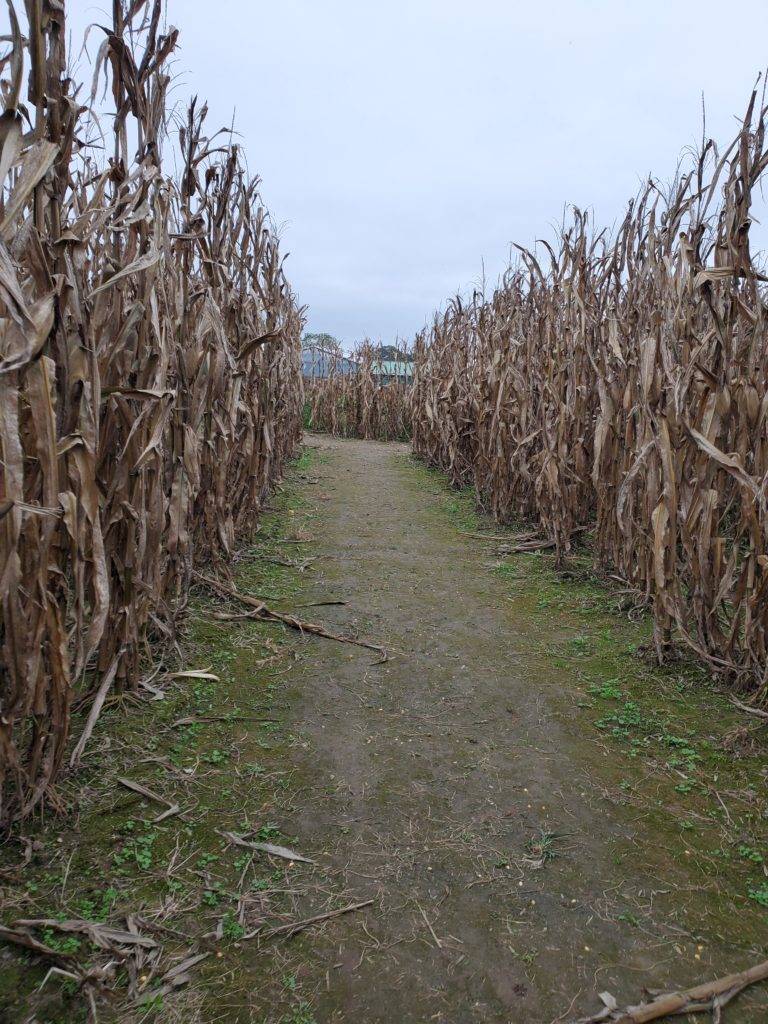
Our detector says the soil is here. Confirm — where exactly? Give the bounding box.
[223,437,768,1023]
[1,435,767,1024]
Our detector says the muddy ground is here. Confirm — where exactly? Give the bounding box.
[1,436,767,1023]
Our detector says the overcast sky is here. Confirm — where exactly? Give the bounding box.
[68,1,768,349]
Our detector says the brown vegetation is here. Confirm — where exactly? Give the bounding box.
[0,2,303,823]
[411,91,768,698]
[305,342,411,441]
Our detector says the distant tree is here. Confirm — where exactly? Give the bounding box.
[302,332,341,353]
[375,343,411,361]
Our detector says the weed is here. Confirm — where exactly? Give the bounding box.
[588,680,623,700]
[202,887,222,908]
[569,635,591,654]
[595,701,645,738]
[255,823,282,842]
[41,929,82,955]
[510,948,537,966]
[113,830,158,872]
[747,883,768,907]
[739,845,764,864]
[281,1003,318,1024]
[73,888,118,923]
[221,912,245,940]
[524,829,563,867]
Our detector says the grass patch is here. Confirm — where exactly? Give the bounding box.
[0,446,324,1023]
[405,453,768,946]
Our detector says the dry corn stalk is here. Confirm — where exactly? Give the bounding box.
[0,1,304,824]
[306,341,412,441]
[411,91,768,698]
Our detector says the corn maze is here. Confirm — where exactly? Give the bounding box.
[410,92,768,697]
[4,5,768,1021]
[0,1,303,823]
[305,342,411,441]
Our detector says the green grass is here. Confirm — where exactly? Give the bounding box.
[405,452,768,946]
[0,444,325,1023]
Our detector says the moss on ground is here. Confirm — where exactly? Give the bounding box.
[3,443,767,1023]
[399,453,768,952]
[0,449,324,1024]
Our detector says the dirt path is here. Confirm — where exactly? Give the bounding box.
[236,437,767,1023]
[2,435,765,1024]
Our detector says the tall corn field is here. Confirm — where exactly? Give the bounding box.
[0,1,303,824]
[306,342,412,441]
[411,91,768,699]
